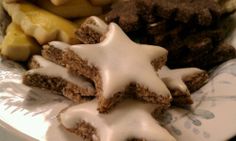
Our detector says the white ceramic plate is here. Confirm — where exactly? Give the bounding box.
[0,11,236,141]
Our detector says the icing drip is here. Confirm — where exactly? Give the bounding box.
[48,41,70,51]
[159,66,205,95]
[29,55,95,90]
[69,23,171,98]
[60,99,176,141]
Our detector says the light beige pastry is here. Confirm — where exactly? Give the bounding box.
[2,0,80,45]
[49,0,70,5]
[0,1,10,43]
[4,0,20,3]
[0,23,40,61]
[35,0,103,18]
[215,0,236,13]
[4,0,69,5]
[89,0,116,6]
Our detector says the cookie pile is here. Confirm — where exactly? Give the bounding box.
[0,0,115,61]
[23,16,209,141]
[105,0,236,69]
[1,0,234,140]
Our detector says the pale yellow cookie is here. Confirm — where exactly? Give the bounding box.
[50,0,116,6]
[50,0,69,6]
[4,0,69,5]
[4,0,20,3]
[0,23,40,61]
[0,1,10,43]
[35,0,103,18]
[89,0,116,6]
[216,0,236,13]
[3,0,80,44]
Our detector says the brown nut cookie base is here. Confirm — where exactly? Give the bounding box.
[58,100,176,141]
[159,66,208,106]
[75,16,108,44]
[64,23,172,113]
[23,55,95,103]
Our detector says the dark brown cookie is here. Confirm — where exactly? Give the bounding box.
[153,0,222,26]
[141,18,236,69]
[167,42,236,69]
[105,0,154,33]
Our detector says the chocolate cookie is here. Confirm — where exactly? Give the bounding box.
[105,0,153,33]
[153,0,222,26]
[146,20,236,69]
[105,0,235,70]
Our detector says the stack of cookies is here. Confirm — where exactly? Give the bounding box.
[2,0,234,140]
[23,16,209,141]
[105,0,236,69]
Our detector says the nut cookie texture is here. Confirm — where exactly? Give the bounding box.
[75,16,108,44]
[159,66,209,105]
[23,55,95,102]
[64,23,172,113]
[59,99,176,141]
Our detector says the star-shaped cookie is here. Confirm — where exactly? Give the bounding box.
[58,99,176,141]
[23,55,95,103]
[159,66,208,105]
[64,23,172,113]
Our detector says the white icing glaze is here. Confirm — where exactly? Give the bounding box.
[159,66,205,95]
[48,41,70,51]
[69,23,171,98]
[85,16,108,35]
[60,99,176,141]
[28,55,95,91]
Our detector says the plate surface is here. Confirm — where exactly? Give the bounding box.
[0,12,236,141]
